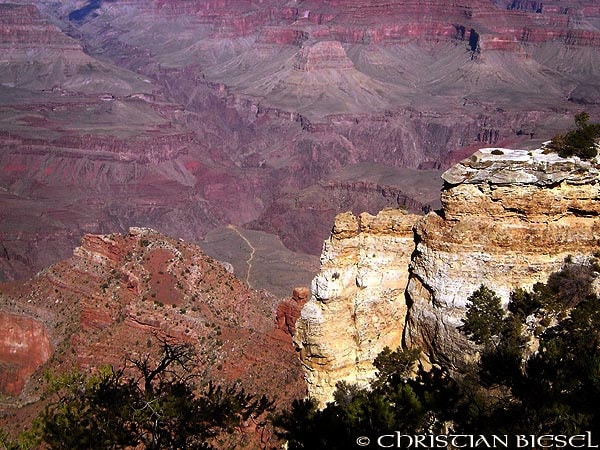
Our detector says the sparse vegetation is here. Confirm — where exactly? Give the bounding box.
[547,112,600,160]
[1,340,272,449]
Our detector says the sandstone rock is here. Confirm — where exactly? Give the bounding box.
[0,312,52,396]
[275,287,310,337]
[294,208,420,406]
[296,146,600,405]
[405,147,600,370]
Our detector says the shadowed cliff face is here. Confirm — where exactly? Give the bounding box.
[68,0,103,22]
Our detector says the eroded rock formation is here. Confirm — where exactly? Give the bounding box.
[0,312,51,396]
[0,228,305,410]
[275,286,310,337]
[294,209,419,406]
[3,0,600,286]
[405,147,600,369]
[298,146,600,404]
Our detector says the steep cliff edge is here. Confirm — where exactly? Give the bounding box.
[405,147,600,370]
[294,209,419,406]
[298,145,600,404]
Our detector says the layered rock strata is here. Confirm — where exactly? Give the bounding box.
[294,209,419,406]
[294,41,354,71]
[0,228,305,409]
[406,147,600,369]
[298,146,600,404]
[0,312,51,396]
[4,0,600,285]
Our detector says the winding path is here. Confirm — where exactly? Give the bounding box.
[226,224,255,288]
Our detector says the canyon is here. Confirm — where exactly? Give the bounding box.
[1,0,600,286]
[3,143,598,419]
[1,0,600,440]
[0,227,306,446]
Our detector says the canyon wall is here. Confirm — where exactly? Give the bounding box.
[298,146,600,404]
[4,0,600,284]
[294,209,419,406]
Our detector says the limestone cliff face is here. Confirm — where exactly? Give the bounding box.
[298,146,600,404]
[294,209,419,406]
[405,147,600,369]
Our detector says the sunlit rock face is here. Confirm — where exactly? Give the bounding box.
[294,208,419,406]
[297,146,600,405]
[405,147,600,370]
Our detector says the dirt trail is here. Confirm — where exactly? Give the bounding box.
[226,224,255,287]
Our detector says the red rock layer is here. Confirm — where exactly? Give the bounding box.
[275,286,310,337]
[71,0,600,47]
[0,228,305,412]
[0,312,52,396]
[0,4,79,49]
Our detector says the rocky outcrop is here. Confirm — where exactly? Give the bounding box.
[297,146,600,404]
[294,209,419,406]
[405,147,600,369]
[0,312,52,396]
[0,228,305,411]
[275,287,310,337]
[294,41,354,71]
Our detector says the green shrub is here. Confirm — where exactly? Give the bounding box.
[547,112,600,160]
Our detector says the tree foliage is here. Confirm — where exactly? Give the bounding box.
[547,112,600,160]
[460,285,505,347]
[3,339,272,450]
[277,348,461,449]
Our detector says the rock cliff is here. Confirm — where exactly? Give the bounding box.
[294,209,419,406]
[298,146,600,404]
[405,147,600,369]
[0,312,51,396]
